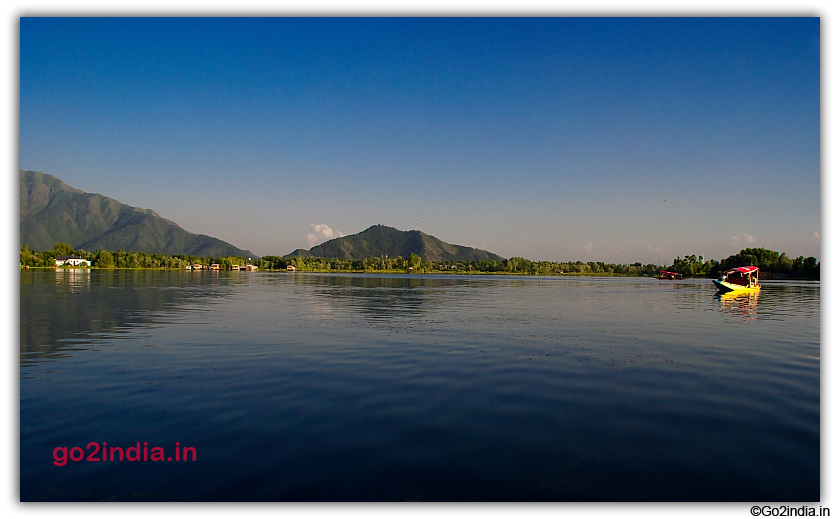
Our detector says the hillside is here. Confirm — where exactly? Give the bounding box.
[20,169,257,258]
[285,224,504,262]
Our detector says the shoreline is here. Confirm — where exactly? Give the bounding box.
[31,265,666,277]
[29,266,821,281]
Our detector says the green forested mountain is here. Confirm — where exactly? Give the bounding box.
[20,169,257,258]
[285,224,505,262]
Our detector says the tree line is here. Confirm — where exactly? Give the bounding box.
[666,248,819,278]
[260,253,665,275]
[21,243,819,279]
[20,243,250,271]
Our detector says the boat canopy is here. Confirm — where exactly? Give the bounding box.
[659,270,680,275]
[726,266,759,274]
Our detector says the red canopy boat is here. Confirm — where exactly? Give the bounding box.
[658,270,682,280]
[713,266,761,293]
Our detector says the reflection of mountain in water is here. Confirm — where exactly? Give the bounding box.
[286,273,556,341]
[20,270,236,366]
[289,273,521,325]
[290,274,458,321]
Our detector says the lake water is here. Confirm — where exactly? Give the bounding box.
[20,270,820,501]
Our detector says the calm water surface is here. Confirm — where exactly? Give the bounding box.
[20,270,820,501]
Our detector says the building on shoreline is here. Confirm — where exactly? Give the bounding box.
[55,255,91,267]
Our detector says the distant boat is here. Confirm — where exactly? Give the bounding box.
[658,270,682,280]
[713,266,761,293]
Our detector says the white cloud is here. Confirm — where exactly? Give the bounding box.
[583,242,594,254]
[732,234,758,245]
[815,231,821,240]
[307,223,345,248]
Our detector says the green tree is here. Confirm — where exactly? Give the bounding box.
[777,252,794,273]
[95,250,115,268]
[54,243,75,256]
[20,244,35,267]
[408,253,421,270]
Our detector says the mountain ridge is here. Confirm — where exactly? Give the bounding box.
[20,169,258,258]
[285,224,505,262]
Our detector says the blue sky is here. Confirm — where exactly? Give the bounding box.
[19,16,820,263]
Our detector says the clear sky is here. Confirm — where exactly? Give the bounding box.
[19,16,820,263]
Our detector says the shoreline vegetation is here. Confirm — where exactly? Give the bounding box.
[21,243,820,280]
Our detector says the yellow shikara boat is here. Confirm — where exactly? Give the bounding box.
[713,266,761,293]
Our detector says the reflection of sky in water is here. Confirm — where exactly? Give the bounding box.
[20,271,819,501]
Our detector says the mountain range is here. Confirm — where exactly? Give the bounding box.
[285,224,504,262]
[19,169,503,262]
[20,169,257,258]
